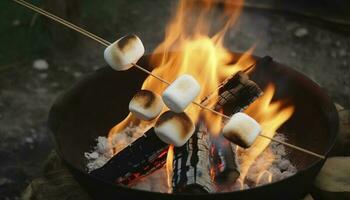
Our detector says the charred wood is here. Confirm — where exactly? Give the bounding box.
[90,128,168,184]
[210,136,240,185]
[172,122,214,193]
[172,71,262,193]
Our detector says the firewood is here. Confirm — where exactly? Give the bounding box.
[216,71,263,115]
[172,71,262,193]
[90,128,168,184]
[172,121,213,193]
[91,65,262,187]
[210,136,240,185]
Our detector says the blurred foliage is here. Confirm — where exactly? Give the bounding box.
[0,0,50,66]
[0,0,166,68]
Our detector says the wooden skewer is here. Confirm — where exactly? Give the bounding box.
[12,0,171,86]
[13,0,110,46]
[259,134,325,159]
[131,63,171,85]
[11,0,326,160]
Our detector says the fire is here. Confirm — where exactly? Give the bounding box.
[107,0,295,190]
[108,0,254,140]
[256,170,273,186]
[238,84,295,185]
[166,145,174,193]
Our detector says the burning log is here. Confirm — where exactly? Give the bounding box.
[210,136,240,185]
[172,125,240,193]
[172,121,214,193]
[91,68,262,187]
[215,56,272,115]
[172,72,262,193]
[216,71,263,115]
[90,128,168,184]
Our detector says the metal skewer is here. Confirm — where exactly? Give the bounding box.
[11,0,325,160]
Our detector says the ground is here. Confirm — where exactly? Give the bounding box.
[0,0,349,199]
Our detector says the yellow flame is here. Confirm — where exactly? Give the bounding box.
[236,178,244,190]
[105,0,296,190]
[238,84,295,182]
[256,170,273,186]
[108,0,254,139]
[166,145,174,193]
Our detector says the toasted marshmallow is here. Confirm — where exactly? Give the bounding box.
[129,90,164,121]
[222,112,261,148]
[154,111,195,147]
[104,34,145,71]
[162,74,200,113]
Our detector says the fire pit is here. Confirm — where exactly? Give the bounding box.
[48,53,338,200]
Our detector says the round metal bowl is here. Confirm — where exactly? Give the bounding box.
[48,53,338,200]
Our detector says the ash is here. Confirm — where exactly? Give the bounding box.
[246,134,297,186]
[224,133,297,192]
[85,123,149,171]
[85,124,169,193]
[85,127,296,193]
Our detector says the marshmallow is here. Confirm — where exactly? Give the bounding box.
[162,74,201,113]
[222,112,261,148]
[104,34,145,71]
[129,90,164,121]
[154,111,195,147]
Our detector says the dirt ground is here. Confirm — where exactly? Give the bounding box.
[0,0,349,199]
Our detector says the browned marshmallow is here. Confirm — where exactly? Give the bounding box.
[104,34,145,71]
[162,74,201,113]
[154,111,195,147]
[222,112,261,148]
[129,90,164,121]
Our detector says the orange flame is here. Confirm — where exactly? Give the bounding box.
[108,0,254,140]
[238,84,295,184]
[106,0,295,190]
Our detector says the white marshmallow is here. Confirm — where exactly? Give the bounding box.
[104,34,145,71]
[222,112,261,148]
[154,111,195,147]
[162,74,200,113]
[129,90,164,121]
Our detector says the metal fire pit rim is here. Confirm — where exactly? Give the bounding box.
[48,52,339,198]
